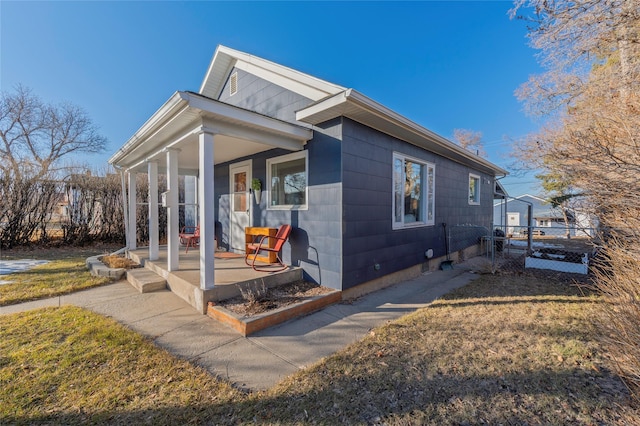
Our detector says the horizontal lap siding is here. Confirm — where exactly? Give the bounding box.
[341,119,493,290]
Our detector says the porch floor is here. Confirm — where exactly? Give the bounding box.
[128,246,303,311]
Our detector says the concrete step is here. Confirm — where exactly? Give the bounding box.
[126,268,167,293]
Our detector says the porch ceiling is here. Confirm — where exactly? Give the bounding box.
[109,91,312,175]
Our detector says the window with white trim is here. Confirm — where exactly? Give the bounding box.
[267,151,308,209]
[393,153,435,229]
[469,173,480,205]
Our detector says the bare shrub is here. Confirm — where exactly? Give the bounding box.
[592,232,640,397]
[511,0,640,397]
[0,86,107,248]
[238,282,270,308]
[61,172,127,245]
[0,171,60,248]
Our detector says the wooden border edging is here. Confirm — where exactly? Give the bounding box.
[207,290,342,336]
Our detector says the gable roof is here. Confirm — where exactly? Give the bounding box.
[199,45,346,101]
[494,194,544,207]
[517,194,548,204]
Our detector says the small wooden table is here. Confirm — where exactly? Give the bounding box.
[245,227,277,264]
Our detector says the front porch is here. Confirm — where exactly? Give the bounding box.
[109,91,313,299]
[128,246,302,314]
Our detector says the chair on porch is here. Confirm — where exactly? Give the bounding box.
[179,225,200,253]
[244,224,292,272]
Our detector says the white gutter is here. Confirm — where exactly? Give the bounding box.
[108,92,188,166]
[297,89,508,176]
[346,90,508,175]
[110,91,312,171]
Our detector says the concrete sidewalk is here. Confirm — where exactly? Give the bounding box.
[1,266,478,391]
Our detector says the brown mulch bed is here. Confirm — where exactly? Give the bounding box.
[216,281,333,317]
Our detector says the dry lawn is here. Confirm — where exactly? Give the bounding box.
[0,306,240,424]
[251,274,637,425]
[1,272,638,425]
[0,246,117,306]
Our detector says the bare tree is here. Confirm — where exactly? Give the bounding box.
[0,85,108,248]
[0,85,106,177]
[511,0,639,113]
[511,0,640,395]
[452,129,486,157]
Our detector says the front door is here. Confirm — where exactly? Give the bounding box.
[229,160,252,253]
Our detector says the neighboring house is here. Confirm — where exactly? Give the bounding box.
[493,194,576,235]
[65,173,108,230]
[49,191,70,225]
[109,45,507,311]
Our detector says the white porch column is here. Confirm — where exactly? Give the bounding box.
[185,175,197,228]
[199,130,215,290]
[148,161,159,261]
[166,149,180,271]
[127,171,137,250]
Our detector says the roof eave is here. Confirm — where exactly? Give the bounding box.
[199,45,347,101]
[297,90,508,176]
[110,91,313,170]
[109,92,189,166]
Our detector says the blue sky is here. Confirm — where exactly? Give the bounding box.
[1,1,542,196]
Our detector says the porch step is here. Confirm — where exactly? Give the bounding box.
[126,268,167,293]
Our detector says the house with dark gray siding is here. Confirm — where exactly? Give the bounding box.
[110,45,507,312]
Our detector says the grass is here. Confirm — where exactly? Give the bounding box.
[0,246,116,306]
[252,275,637,425]
[0,306,241,424]
[1,271,638,424]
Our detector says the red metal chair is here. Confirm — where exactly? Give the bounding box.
[179,225,200,253]
[244,224,292,271]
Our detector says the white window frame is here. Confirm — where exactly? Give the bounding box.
[266,150,308,210]
[469,173,481,205]
[392,152,435,230]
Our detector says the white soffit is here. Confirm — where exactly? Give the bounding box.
[110,91,312,171]
[199,45,346,101]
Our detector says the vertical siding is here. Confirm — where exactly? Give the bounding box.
[217,68,313,123]
[341,119,494,290]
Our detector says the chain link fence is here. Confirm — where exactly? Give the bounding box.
[447,224,492,262]
[481,225,597,275]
